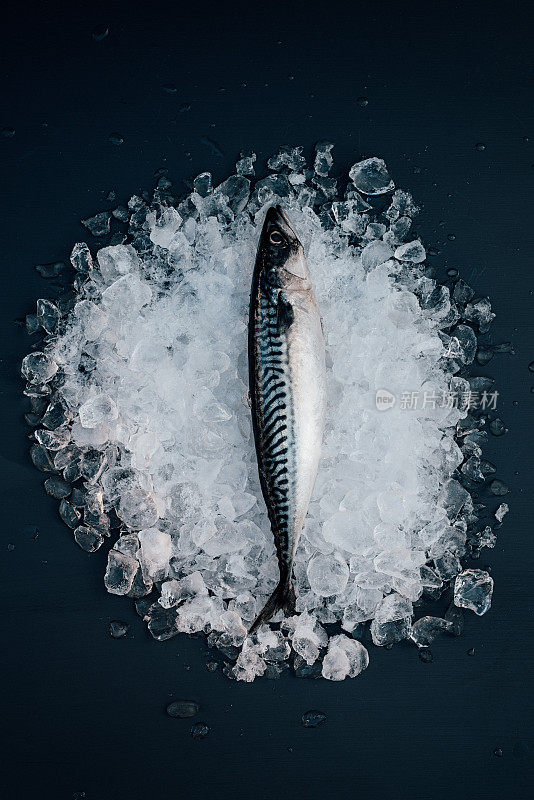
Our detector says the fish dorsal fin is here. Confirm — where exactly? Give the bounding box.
[277,291,294,332]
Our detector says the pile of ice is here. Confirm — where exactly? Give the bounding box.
[22,145,504,681]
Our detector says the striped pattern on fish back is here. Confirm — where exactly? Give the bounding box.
[250,285,296,571]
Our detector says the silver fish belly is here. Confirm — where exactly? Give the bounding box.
[248,206,326,632]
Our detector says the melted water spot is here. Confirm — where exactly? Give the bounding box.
[489,418,507,436]
[108,132,124,145]
[301,710,326,728]
[109,620,129,638]
[190,722,210,739]
[92,24,109,41]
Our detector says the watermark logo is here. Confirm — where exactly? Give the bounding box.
[375,388,499,411]
[375,389,396,411]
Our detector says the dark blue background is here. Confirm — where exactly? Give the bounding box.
[2,1,533,798]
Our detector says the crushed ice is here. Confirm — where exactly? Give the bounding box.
[22,145,507,681]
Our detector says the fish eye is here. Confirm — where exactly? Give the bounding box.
[269,230,283,245]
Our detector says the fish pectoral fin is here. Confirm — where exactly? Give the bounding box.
[277,291,294,333]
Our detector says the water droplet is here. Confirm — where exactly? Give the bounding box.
[109,620,129,638]
[2,127,15,138]
[513,400,519,406]
[7,543,15,551]
[108,132,124,145]
[493,748,503,757]
[92,24,109,42]
[167,700,200,718]
[301,710,326,728]
[490,478,509,496]
[523,136,529,143]
[190,722,210,739]
[475,142,486,151]
[467,647,475,656]
[356,96,369,107]
[528,360,534,372]
[447,233,456,241]
[489,418,507,437]
[419,648,433,663]
[447,268,459,277]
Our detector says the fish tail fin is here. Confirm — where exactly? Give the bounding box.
[248,577,296,635]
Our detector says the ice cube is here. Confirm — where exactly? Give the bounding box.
[73,525,104,552]
[453,279,475,305]
[104,550,140,595]
[349,157,394,195]
[36,299,60,334]
[477,526,496,549]
[314,141,334,177]
[82,211,111,237]
[463,298,495,328]
[282,612,328,665]
[73,300,107,341]
[44,476,71,499]
[97,244,139,282]
[215,176,250,215]
[149,207,183,249]
[362,240,394,270]
[370,593,413,646]
[116,489,159,530]
[21,352,58,384]
[394,239,426,263]
[79,394,118,428]
[454,569,493,615]
[70,242,93,273]
[307,552,349,596]
[433,552,461,580]
[410,616,454,647]
[137,528,171,580]
[267,145,306,173]
[101,273,152,310]
[321,634,369,680]
[235,151,256,176]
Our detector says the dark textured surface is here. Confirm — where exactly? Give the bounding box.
[1,2,533,798]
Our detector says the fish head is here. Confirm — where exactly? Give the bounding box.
[259,206,310,288]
